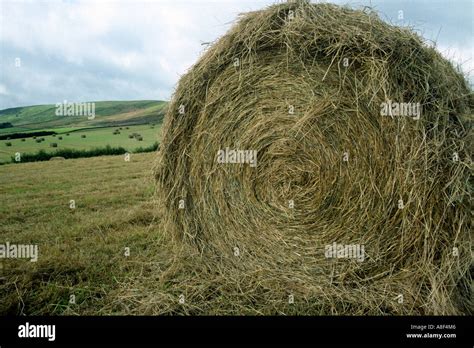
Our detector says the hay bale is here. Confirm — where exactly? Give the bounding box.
[154,2,472,315]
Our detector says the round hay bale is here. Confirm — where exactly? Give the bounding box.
[154,2,472,314]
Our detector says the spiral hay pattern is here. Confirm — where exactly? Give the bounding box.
[153,2,472,314]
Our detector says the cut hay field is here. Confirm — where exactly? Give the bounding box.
[0,153,170,315]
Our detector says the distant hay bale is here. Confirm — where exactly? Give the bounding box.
[154,1,472,315]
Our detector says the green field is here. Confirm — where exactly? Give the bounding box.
[0,124,162,163]
[0,100,166,164]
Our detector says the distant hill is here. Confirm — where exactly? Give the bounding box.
[0,100,167,134]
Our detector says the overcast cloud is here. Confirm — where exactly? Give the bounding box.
[0,0,472,109]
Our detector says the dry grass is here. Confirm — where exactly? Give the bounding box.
[0,153,168,315]
[148,1,473,315]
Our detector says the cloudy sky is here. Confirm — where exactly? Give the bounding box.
[0,0,472,110]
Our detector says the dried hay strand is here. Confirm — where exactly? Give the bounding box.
[151,1,472,315]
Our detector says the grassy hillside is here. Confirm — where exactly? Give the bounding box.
[0,100,167,135]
